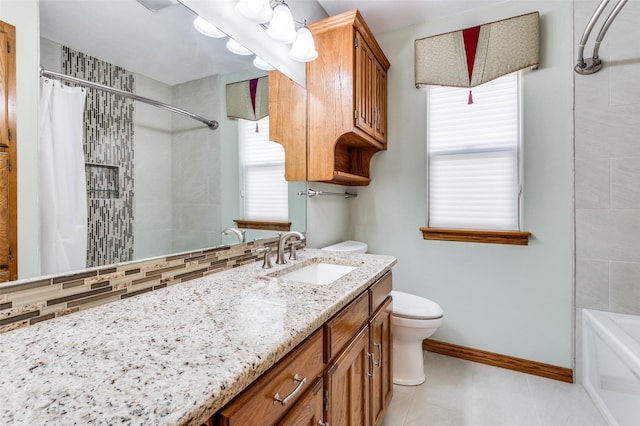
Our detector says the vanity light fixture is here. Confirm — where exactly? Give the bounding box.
[266,0,296,44]
[289,21,317,62]
[226,38,254,55]
[193,16,227,38]
[253,56,276,71]
[236,0,272,24]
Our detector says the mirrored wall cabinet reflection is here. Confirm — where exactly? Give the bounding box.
[269,9,390,186]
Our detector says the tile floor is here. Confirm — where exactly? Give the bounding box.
[382,351,608,426]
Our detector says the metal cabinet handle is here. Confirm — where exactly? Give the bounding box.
[367,352,374,377]
[374,342,382,367]
[317,422,329,426]
[273,374,306,406]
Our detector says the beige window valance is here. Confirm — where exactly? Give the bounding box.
[226,76,268,121]
[415,12,540,90]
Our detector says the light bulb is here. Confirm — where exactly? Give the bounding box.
[266,1,296,44]
[193,16,226,38]
[226,38,253,55]
[289,24,318,62]
[236,0,272,24]
[253,56,275,71]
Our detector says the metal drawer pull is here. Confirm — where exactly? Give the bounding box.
[318,421,329,426]
[273,374,306,406]
[374,342,382,367]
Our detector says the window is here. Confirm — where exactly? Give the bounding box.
[427,72,521,231]
[239,117,288,222]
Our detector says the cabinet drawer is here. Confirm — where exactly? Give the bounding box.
[217,329,323,426]
[369,270,392,315]
[324,290,369,363]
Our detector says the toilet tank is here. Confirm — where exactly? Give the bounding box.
[321,240,368,253]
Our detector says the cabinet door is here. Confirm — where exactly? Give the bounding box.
[373,62,387,143]
[354,31,376,139]
[278,378,324,426]
[370,297,393,426]
[325,325,371,426]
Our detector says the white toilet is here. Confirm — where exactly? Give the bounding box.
[391,290,443,385]
[321,241,444,386]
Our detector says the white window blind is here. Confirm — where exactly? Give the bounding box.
[239,117,288,221]
[427,72,520,231]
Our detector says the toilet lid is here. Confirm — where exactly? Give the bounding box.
[391,290,443,320]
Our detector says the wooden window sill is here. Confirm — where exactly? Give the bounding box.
[420,228,531,245]
[234,220,291,232]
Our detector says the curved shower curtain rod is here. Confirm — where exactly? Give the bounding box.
[575,0,628,75]
[39,67,219,130]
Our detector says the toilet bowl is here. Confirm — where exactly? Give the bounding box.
[321,241,444,386]
[391,290,443,386]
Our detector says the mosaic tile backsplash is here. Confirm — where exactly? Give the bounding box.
[63,46,135,267]
[0,239,280,335]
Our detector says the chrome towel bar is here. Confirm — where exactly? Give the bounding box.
[298,188,357,198]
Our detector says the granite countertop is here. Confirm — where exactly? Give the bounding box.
[0,249,396,425]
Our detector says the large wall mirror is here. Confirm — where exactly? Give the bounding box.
[5,0,317,283]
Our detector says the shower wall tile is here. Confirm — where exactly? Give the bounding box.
[574,158,609,209]
[63,47,135,267]
[0,239,280,334]
[574,105,640,159]
[575,258,609,310]
[40,38,62,73]
[574,0,640,381]
[611,157,640,208]
[575,209,640,263]
[134,73,173,131]
[171,74,223,252]
[610,64,640,107]
[610,261,640,315]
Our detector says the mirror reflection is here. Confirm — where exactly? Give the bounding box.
[14,0,306,281]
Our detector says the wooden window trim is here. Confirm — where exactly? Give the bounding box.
[420,228,531,246]
[234,220,291,232]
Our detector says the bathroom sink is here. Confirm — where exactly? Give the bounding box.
[279,263,356,285]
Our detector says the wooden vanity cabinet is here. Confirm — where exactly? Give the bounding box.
[212,270,393,426]
[324,271,393,426]
[216,329,323,426]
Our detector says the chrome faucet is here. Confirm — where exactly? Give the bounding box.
[276,231,305,264]
[222,227,245,244]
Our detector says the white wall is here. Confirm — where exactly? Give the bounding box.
[0,0,40,279]
[350,1,575,367]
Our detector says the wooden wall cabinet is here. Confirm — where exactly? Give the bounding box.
[210,270,393,426]
[0,21,17,282]
[269,9,390,186]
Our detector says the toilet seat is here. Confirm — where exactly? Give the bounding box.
[391,290,443,320]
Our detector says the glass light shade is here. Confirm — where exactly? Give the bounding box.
[253,56,275,71]
[266,2,296,44]
[193,16,226,38]
[236,0,272,24]
[226,38,253,55]
[289,25,318,62]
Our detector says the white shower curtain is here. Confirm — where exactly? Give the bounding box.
[39,78,88,275]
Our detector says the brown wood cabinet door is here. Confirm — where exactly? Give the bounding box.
[324,325,370,426]
[277,378,324,426]
[355,32,375,139]
[0,21,16,282]
[370,297,393,426]
[374,62,387,144]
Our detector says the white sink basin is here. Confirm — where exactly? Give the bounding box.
[279,263,356,285]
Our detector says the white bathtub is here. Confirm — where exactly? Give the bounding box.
[582,309,640,426]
